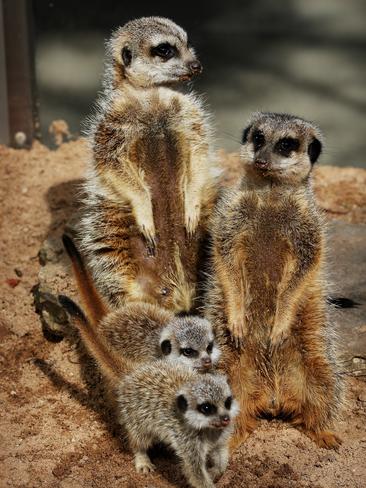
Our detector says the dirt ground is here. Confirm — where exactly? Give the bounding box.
[1,139,366,488]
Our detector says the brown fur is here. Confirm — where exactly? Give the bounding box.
[206,112,344,450]
[79,19,217,313]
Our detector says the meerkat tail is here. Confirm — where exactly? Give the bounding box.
[62,234,108,325]
[59,295,129,382]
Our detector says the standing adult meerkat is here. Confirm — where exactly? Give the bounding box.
[61,235,221,372]
[206,112,344,449]
[79,17,217,313]
[59,296,238,488]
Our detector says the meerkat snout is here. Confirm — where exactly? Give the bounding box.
[159,316,220,372]
[241,112,323,184]
[109,16,201,88]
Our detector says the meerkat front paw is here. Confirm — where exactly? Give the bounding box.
[134,451,155,474]
[140,224,157,255]
[185,205,200,238]
[269,327,289,347]
[228,321,247,347]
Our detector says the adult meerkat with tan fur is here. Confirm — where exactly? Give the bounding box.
[61,235,221,372]
[79,17,216,313]
[206,112,344,449]
[59,295,238,488]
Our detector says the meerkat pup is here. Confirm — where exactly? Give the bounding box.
[206,112,344,449]
[79,17,216,312]
[61,235,220,372]
[59,297,238,488]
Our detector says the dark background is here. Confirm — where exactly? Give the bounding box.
[33,0,366,166]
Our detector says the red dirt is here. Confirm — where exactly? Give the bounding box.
[1,140,366,487]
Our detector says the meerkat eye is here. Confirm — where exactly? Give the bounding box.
[224,396,232,410]
[151,43,177,60]
[206,342,214,354]
[252,130,265,150]
[198,402,217,416]
[180,347,198,358]
[275,137,300,157]
[160,339,172,355]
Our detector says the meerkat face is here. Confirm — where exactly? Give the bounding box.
[110,17,202,88]
[176,374,239,431]
[240,112,323,184]
[159,316,220,372]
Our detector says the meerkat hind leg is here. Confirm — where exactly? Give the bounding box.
[298,427,342,450]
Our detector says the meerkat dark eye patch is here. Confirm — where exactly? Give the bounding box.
[151,43,178,60]
[197,402,217,416]
[180,347,199,358]
[241,125,252,144]
[121,47,132,66]
[308,138,322,164]
[161,340,172,355]
[177,394,188,413]
[275,137,300,157]
[206,341,214,354]
[224,396,232,410]
[252,130,265,150]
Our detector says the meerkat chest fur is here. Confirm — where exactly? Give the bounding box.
[93,87,210,225]
[214,185,322,334]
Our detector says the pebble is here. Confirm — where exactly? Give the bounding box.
[358,393,366,402]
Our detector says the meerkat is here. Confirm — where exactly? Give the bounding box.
[59,296,238,488]
[78,17,217,313]
[61,234,220,371]
[206,112,344,450]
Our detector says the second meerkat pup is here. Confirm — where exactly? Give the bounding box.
[206,112,344,449]
[79,17,216,312]
[61,235,220,372]
[59,297,238,488]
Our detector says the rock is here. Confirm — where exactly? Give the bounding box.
[38,237,64,265]
[32,282,69,342]
[327,222,366,375]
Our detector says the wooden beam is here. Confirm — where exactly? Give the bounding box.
[0,0,9,145]
[1,0,38,147]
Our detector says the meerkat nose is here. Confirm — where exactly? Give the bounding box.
[254,159,270,170]
[201,357,212,368]
[220,415,230,426]
[188,60,202,74]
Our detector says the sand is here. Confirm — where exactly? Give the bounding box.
[1,139,365,488]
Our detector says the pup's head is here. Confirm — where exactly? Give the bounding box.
[159,316,220,372]
[176,373,239,431]
[241,112,323,185]
[108,17,202,89]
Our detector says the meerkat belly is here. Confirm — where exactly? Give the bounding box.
[240,226,295,328]
[133,129,187,258]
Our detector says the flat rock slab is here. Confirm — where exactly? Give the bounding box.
[327,221,366,375]
[33,221,366,373]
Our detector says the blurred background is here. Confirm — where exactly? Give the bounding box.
[3,0,366,166]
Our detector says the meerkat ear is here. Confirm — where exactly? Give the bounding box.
[308,138,322,164]
[160,339,172,355]
[242,125,252,144]
[176,394,188,413]
[121,46,132,66]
